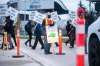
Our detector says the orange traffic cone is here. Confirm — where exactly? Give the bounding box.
[12,29,24,58]
[76,16,85,66]
[56,30,65,55]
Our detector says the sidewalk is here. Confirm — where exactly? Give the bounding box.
[0,38,89,66]
[20,39,89,66]
[0,48,42,66]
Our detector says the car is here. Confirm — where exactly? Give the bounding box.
[87,0,100,66]
[87,16,100,66]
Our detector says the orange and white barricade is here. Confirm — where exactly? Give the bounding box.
[76,17,86,66]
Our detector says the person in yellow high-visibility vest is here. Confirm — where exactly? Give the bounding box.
[42,15,54,26]
[42,13,54,54]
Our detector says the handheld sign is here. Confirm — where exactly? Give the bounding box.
[7,7,18,22]
[25,11,46,24]
[34,12,46,24]
[51,12,59,22]
[46,25,58,43]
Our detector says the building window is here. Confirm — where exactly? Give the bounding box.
[19,14,29,21]
[25,14,29,21]
[19,14,24,21]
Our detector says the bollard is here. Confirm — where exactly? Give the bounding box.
[3,32,8,50]
[56,30,65,55]
[16,29,20,56]
[59,30,62,55]
[76,17,85,66]
[12,29,24,58]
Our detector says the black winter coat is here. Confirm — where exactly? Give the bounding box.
[25,21,33,34]
[4,19,14,34]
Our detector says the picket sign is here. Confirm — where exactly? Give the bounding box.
[7,7,18,22]
[51,12,60,22]
[46,25,58,43]
[29,11,46,24]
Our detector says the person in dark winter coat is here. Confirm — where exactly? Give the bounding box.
[4,16,16,49]
[25,20,33,47]
[66,20,76,48]
[66,20,72,37]
[32,23,44,49]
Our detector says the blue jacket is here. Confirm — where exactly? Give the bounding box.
[34,23,42,36]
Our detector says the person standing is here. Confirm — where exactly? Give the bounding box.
[65,20,72,45]
[42,13,54,54]
[25,20,33,47]
[66,20,76,48]
[69,24,76,48]
[4,16,16,49]
[32,23,44,49]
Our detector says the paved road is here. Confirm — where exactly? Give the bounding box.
[0,48,42,66]
[0,38,89,66]
[21,39,89,66]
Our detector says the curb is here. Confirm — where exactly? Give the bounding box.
[21,47,55,66]
[21,50,44,66]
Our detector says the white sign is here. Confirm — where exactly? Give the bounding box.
[51,12,60,22]
[19,11,31,14]
[29,11,46,24]
[34,12,46,24]
[29,11,37,20]
[7,7,18,21]
[0,4,7,16]
[46,25,58,43]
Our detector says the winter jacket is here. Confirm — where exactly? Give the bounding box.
[4,19,14,34]
[34,23,42,36]
[25,21,33,34]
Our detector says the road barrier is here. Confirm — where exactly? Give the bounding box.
[55,30,65,55]
[76,17,85,66]
[59,30,62,55]
[12,29,24,58]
